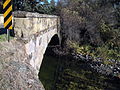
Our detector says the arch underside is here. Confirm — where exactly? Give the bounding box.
[26,28,61,74]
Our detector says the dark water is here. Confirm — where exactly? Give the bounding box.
[39,53,120,90]
[39,54,59,90]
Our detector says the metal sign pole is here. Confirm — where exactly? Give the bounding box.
[7,29,10,42]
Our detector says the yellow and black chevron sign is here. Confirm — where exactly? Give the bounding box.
[3,0,12,30]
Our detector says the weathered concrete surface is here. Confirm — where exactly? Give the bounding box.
[0,14,4,28]
[25,26,59,74]
[13,11,60,38]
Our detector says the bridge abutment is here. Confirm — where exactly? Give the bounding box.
[0,10,61,73]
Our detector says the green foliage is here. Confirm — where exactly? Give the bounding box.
[94,45,120,61]
[100,21,112,41]
[35,4,56,14]
[68,41,93,55]
[68,41,120,61]
[0,34,7,42]
[13,0,56,14]
[0,34,14,42]
[0,0,3,13]
[13,0,38,12]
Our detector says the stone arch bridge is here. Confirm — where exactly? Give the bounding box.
[0,11,61,74]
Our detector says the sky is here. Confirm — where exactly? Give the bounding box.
[48,0,58,3]
[40,0,58,4]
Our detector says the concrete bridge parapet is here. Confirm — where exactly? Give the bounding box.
[13,11,60,38]
[0,14,4,28]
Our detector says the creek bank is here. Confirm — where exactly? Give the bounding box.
[52,46,120,79]
[71,53,120,78]
[45,46,120,90]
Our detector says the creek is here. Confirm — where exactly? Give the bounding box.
[39,47,120,90]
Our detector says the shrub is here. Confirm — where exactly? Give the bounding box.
[68,41,120,61]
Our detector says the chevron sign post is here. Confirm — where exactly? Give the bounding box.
[3,0,12,42]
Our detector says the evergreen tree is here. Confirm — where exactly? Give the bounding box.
[0,0,3,13]
[44,0,49,5]
[12,0,56,14]
[50,0,55,6]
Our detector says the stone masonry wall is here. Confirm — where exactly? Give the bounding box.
[13,11,60,73]
[13,11,59,38]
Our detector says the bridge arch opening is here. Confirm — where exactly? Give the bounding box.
[48,34,60,46]
[38,34,60,89]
